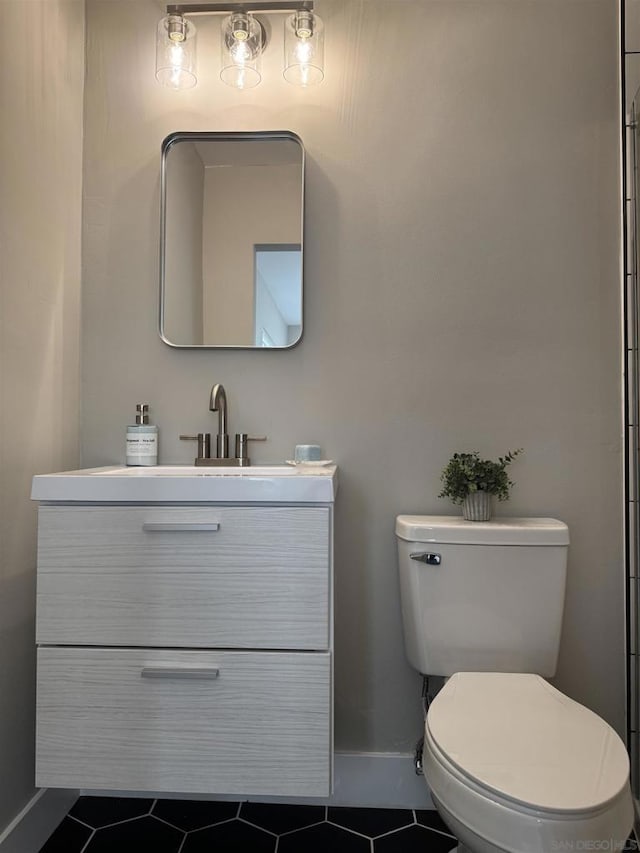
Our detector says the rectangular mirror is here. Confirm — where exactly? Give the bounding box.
[160,130,304,348]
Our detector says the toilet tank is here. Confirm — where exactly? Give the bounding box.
[395,516,569,677]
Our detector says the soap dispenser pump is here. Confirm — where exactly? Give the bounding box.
[126,403,158,467]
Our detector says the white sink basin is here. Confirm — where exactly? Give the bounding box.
[31,464,337,503]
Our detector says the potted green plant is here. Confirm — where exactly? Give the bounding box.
[438,449,523,521]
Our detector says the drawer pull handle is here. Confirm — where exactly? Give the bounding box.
[141,667,220,680]
[142,522,220,533]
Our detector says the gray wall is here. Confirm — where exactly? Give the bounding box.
[0,0,83,833]
[82,0,624,750]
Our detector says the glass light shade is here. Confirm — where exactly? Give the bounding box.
[283,11,324,86]
[220,13,263,89]
[156,15,197,90]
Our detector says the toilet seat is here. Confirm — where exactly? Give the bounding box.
[423,731,633,853]
[427,672,630,814]
[421,673,633,853]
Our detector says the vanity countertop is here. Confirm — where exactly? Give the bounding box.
[31,464,338,504]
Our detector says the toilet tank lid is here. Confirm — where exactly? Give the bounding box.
[395,515,569,545]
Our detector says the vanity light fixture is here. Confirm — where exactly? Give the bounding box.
[156,13,198,89]
[283,8,324,86]
[220,11,265,89]
[155,2,324,90]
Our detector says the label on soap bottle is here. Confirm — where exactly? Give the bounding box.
[126,429,158,466]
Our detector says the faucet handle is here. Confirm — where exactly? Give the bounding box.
[180,433,211,460]
[235,434,267,465]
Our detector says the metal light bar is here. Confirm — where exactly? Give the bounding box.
[166,1,313,15]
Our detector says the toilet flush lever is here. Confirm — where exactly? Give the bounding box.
[410,552,441,565]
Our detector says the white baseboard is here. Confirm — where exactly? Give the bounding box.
[0,788,78,853]
[84,751,434,810]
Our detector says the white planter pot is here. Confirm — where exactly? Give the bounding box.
[462,491,492,521]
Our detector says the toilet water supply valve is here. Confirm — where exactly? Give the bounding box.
[414,675,444,775]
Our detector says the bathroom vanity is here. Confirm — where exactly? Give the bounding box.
[31,465,337,797]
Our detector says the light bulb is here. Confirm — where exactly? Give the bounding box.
[170,42,185,65]
[231,40,252,63]
[294,39,313,63]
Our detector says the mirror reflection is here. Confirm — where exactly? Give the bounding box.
[160,131,304,348]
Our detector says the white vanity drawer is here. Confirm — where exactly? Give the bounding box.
[37,505,330,649]
[36,647,332,797]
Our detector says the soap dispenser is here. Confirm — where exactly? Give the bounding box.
[126,403,158,467]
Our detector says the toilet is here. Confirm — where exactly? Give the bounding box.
[396,515,634,853]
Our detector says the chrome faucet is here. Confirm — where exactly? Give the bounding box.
[209,383,229,459]
[180,383,266,466]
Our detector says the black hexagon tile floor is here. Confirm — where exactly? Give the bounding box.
[38,796,458,852]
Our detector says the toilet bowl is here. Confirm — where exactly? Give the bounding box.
[395,516,634,853]
[422,672,633,853]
